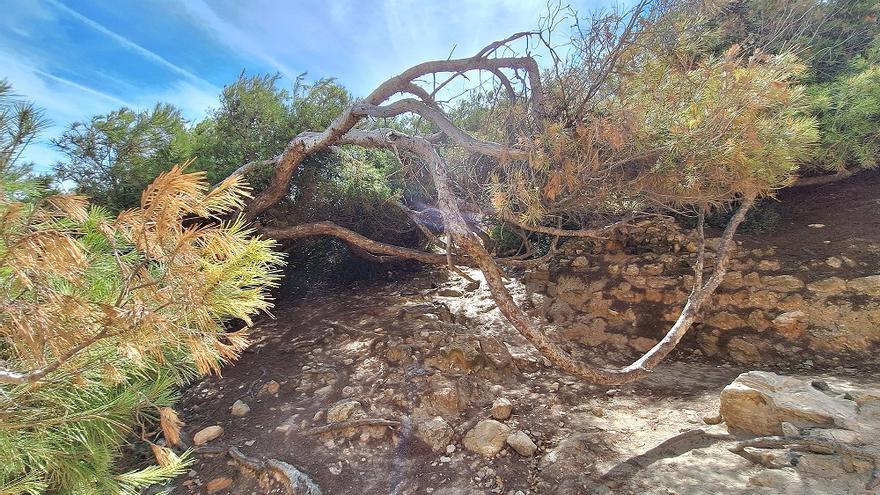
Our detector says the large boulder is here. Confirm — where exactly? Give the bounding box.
[719,371,858,436]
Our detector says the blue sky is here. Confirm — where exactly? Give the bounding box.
[1,0,613,172]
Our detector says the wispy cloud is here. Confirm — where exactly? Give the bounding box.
[45,0,217,90]
[175,0,600,95]
[176,0,302,81]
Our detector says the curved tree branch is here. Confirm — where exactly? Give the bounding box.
[230,47,544,219]
[352,99,529,160]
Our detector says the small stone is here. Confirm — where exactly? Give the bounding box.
[258,380,280,396]
[807,223,825,228]
[206,476,233,493]
[571,256,589,268]
[702,413,723,425]
[446,444,456,454]
[230,400,250,416]
[606,389,619,397]
[439,456,452,463]
[244,440,255,446]
[591,407,604,417]
[506,430,538,457]
[549,382,560,392]
[328,464,342,475]
[825,257,843,269]
[490,397,513,420]
[193,425,224,445]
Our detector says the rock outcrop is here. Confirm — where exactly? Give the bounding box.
[719,371,858,436]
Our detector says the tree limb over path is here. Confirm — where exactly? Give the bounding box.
[221,22,796,385]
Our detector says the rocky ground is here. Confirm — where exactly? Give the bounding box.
[167,270,879,495]
[167,172,880,495]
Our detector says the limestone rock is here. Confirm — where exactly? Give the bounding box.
[193,425,224,445]
[847,275,880,296]
[726,337,762,364]
[772,310,809,340]
[623,264,640,276]
[462,419,511,457]
[807,277,846,293]
[719,371,858,436]
[230,400,250,417]
[762,275,805,292]
[705,311,745,331]
[757,259,781,271]
[506,430,537,457]
[326,399,363,423]
[490,397,513,420]
[416,416,454,451]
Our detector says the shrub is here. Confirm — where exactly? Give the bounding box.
[0,165,284,494]
[808,40,880,172]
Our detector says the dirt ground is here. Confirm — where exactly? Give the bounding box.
[171,171,880,495]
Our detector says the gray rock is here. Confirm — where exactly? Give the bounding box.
[230,399,250,416]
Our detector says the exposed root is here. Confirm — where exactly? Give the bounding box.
[304,418,401,436]
[228,446,322,495]
[730,435,880,490]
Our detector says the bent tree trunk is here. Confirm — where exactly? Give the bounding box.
[226,35,759,385]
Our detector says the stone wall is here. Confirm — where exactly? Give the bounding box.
[522,218,880,367]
